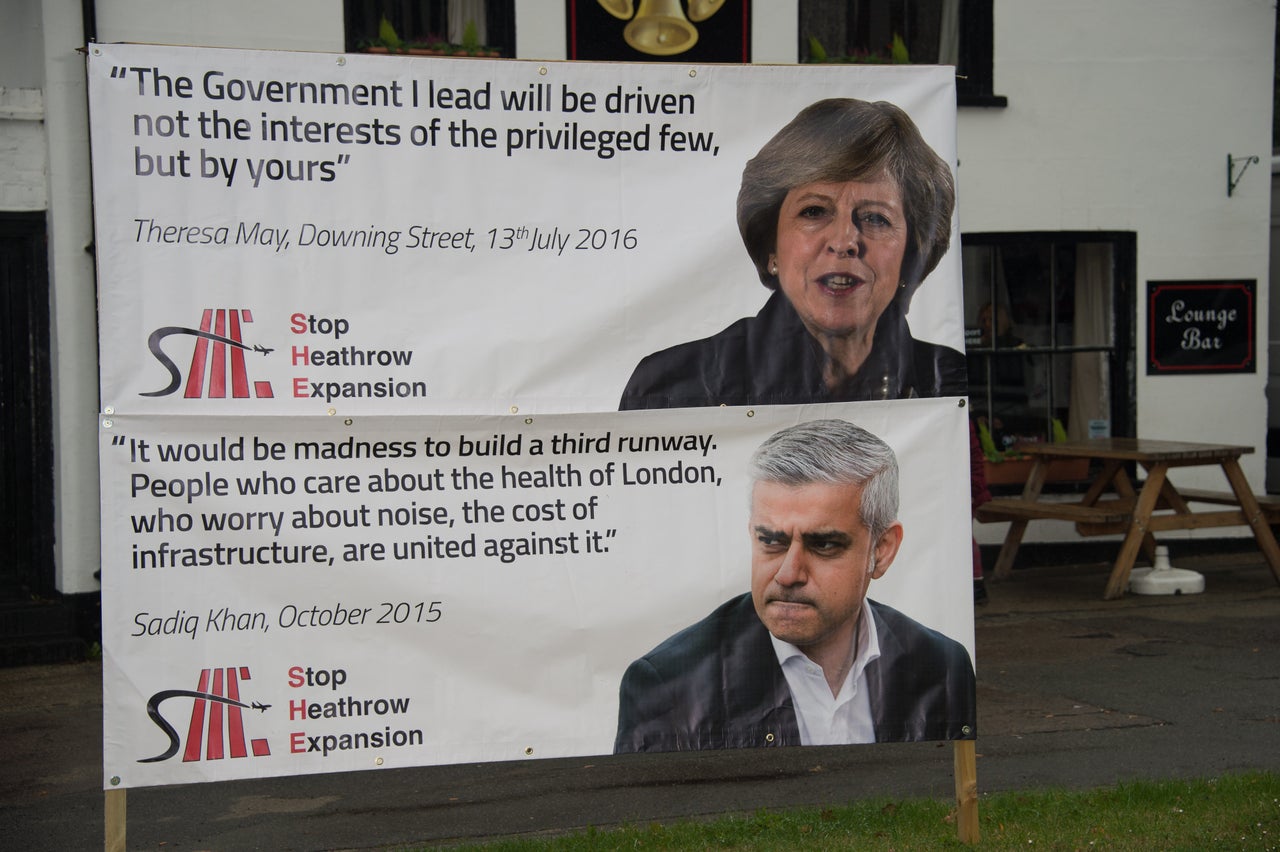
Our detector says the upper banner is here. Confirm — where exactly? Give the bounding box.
[88,44,963,416]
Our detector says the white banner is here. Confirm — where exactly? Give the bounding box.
[88,44,962,415]
[90,44,976,789]
[101,400,972,788]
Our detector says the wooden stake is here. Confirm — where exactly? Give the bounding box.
[953,739,979,844]
[105,788,126,852]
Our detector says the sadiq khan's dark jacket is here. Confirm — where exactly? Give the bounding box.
[613,593,975,753]
[619,291,968,410]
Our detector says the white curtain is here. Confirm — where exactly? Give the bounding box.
[1067,243,1112,440]
[448,0,487,46]
[937,0,960,66]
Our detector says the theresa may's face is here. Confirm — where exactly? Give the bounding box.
[770,174,908,343]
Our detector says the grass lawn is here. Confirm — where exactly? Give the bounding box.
[440,772,1279,851]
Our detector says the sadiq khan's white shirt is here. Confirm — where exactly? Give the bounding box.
[769,598,881,745]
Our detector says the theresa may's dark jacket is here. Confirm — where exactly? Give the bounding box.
[619,291,968,410]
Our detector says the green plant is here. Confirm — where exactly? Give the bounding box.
[431,772,1280,851]
[804,33,912,65]
[377,15,402,52]
[889,32,910,63]
[977,418,1003,462]
[462,20,481,54]
[362,16,497,57]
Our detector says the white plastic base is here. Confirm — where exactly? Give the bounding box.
[1128,546,1205,595]
[1128,566,1206,595]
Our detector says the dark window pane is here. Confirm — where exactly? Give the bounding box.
[344,1,515,56]
[799,0,1002,105]
[963,232,1134,462]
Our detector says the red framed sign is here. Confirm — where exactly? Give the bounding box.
[1147,280,1256,374]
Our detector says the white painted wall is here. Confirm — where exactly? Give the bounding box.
[958,0,1275,499]
[0,88,46,210]
[1,0,51,210]
[39,0,98,593]
[3,0,1275,592]
[515,0,565,59]
[0,1,45,86]
[960,0,1274,545]
[93,0,345,51]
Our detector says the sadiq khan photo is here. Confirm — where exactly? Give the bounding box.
[615,418,975,753]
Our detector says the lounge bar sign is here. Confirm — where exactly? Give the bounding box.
[1147,280,1255,374]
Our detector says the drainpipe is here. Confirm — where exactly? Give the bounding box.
[82,0,96,43]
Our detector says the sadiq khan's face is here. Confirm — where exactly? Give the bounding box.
[749,479,903,663]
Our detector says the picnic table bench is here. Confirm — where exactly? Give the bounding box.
[975,438,1280,599]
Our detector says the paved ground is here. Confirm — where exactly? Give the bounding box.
[3,548,1279,850]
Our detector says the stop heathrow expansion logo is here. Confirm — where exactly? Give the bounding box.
[139,665,272,763]
[142,308,275,399]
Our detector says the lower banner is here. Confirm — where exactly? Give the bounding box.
[100,399,974,788]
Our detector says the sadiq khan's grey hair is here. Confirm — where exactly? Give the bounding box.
[748,419,899,539]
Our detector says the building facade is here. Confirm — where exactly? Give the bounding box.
[1,1,1274,634]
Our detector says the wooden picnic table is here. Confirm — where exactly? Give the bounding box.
[975,438,1280,599]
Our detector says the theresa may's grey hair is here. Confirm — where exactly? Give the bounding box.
[736,98,954,307]
[748,419,899,538]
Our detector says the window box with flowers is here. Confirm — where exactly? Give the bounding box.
[362,16,501,58]
[977,418,1090,486]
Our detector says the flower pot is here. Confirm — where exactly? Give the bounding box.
[983,457,1090,486]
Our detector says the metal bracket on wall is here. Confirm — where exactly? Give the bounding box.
[1227,154,1259,197]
